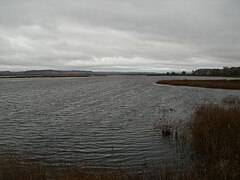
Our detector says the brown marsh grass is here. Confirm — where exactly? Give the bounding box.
[187,104,240,179]
[156,80,240,90]
[222,95,240,106]
[0,151,198,180]
[0,151,45,180]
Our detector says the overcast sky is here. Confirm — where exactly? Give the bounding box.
[0,0,239,72]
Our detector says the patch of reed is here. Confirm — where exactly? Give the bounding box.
[156,79,240,90]
[188,104,240,179]
[222,95,240,106]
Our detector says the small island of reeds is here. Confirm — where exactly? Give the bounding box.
[156,79,240,90]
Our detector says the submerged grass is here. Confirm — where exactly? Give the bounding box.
[156,79,240,90]
[0,152,197,180]
[0,151,46,180]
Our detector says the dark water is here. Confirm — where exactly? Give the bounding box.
[0,76,239,167]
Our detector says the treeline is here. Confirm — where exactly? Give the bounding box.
[192,66,240,77]
[163,66,240,77]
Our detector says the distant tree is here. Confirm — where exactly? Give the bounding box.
[166,72,170,75]
[223,66,229,70]
[192,67,240,77]
[181,71,186,75]
[223,66,229,76]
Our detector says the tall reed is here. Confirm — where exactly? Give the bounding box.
[188,104,240,179]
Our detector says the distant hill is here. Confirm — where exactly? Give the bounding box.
[0,70,93,77]
[0,70,157,78]
[1,67,240,78]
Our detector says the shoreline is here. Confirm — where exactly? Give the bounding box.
[0,75,92,78]
[156,79,240,90]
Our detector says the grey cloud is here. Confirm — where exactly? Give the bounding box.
[0,0,239,72]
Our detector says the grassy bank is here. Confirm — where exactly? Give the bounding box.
[1,101,239,179]
[156,80,240,90]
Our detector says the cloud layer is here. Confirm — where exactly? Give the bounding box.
[0,0,239,72]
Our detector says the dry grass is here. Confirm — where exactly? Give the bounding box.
[0,146,201,180]
[0,153,199,180]
[0,149,199,180]
[222,95,240,106]
[156,80,240,90]
[0,151,46,180]
[188,104,240,180]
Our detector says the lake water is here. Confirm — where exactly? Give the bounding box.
[0,76,239,167]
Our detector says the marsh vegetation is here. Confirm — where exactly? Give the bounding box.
[157,79,240,90]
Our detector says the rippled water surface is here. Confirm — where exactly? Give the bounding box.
[0,76,239,167]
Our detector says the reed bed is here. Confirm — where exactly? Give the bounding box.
[156,80,240,90]
[187,103,240,179]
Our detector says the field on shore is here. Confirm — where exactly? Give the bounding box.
[156,79,240,90]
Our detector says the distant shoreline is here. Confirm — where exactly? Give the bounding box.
[1,66,240,78]
[0,75,91,78]
[156,79,240,90]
